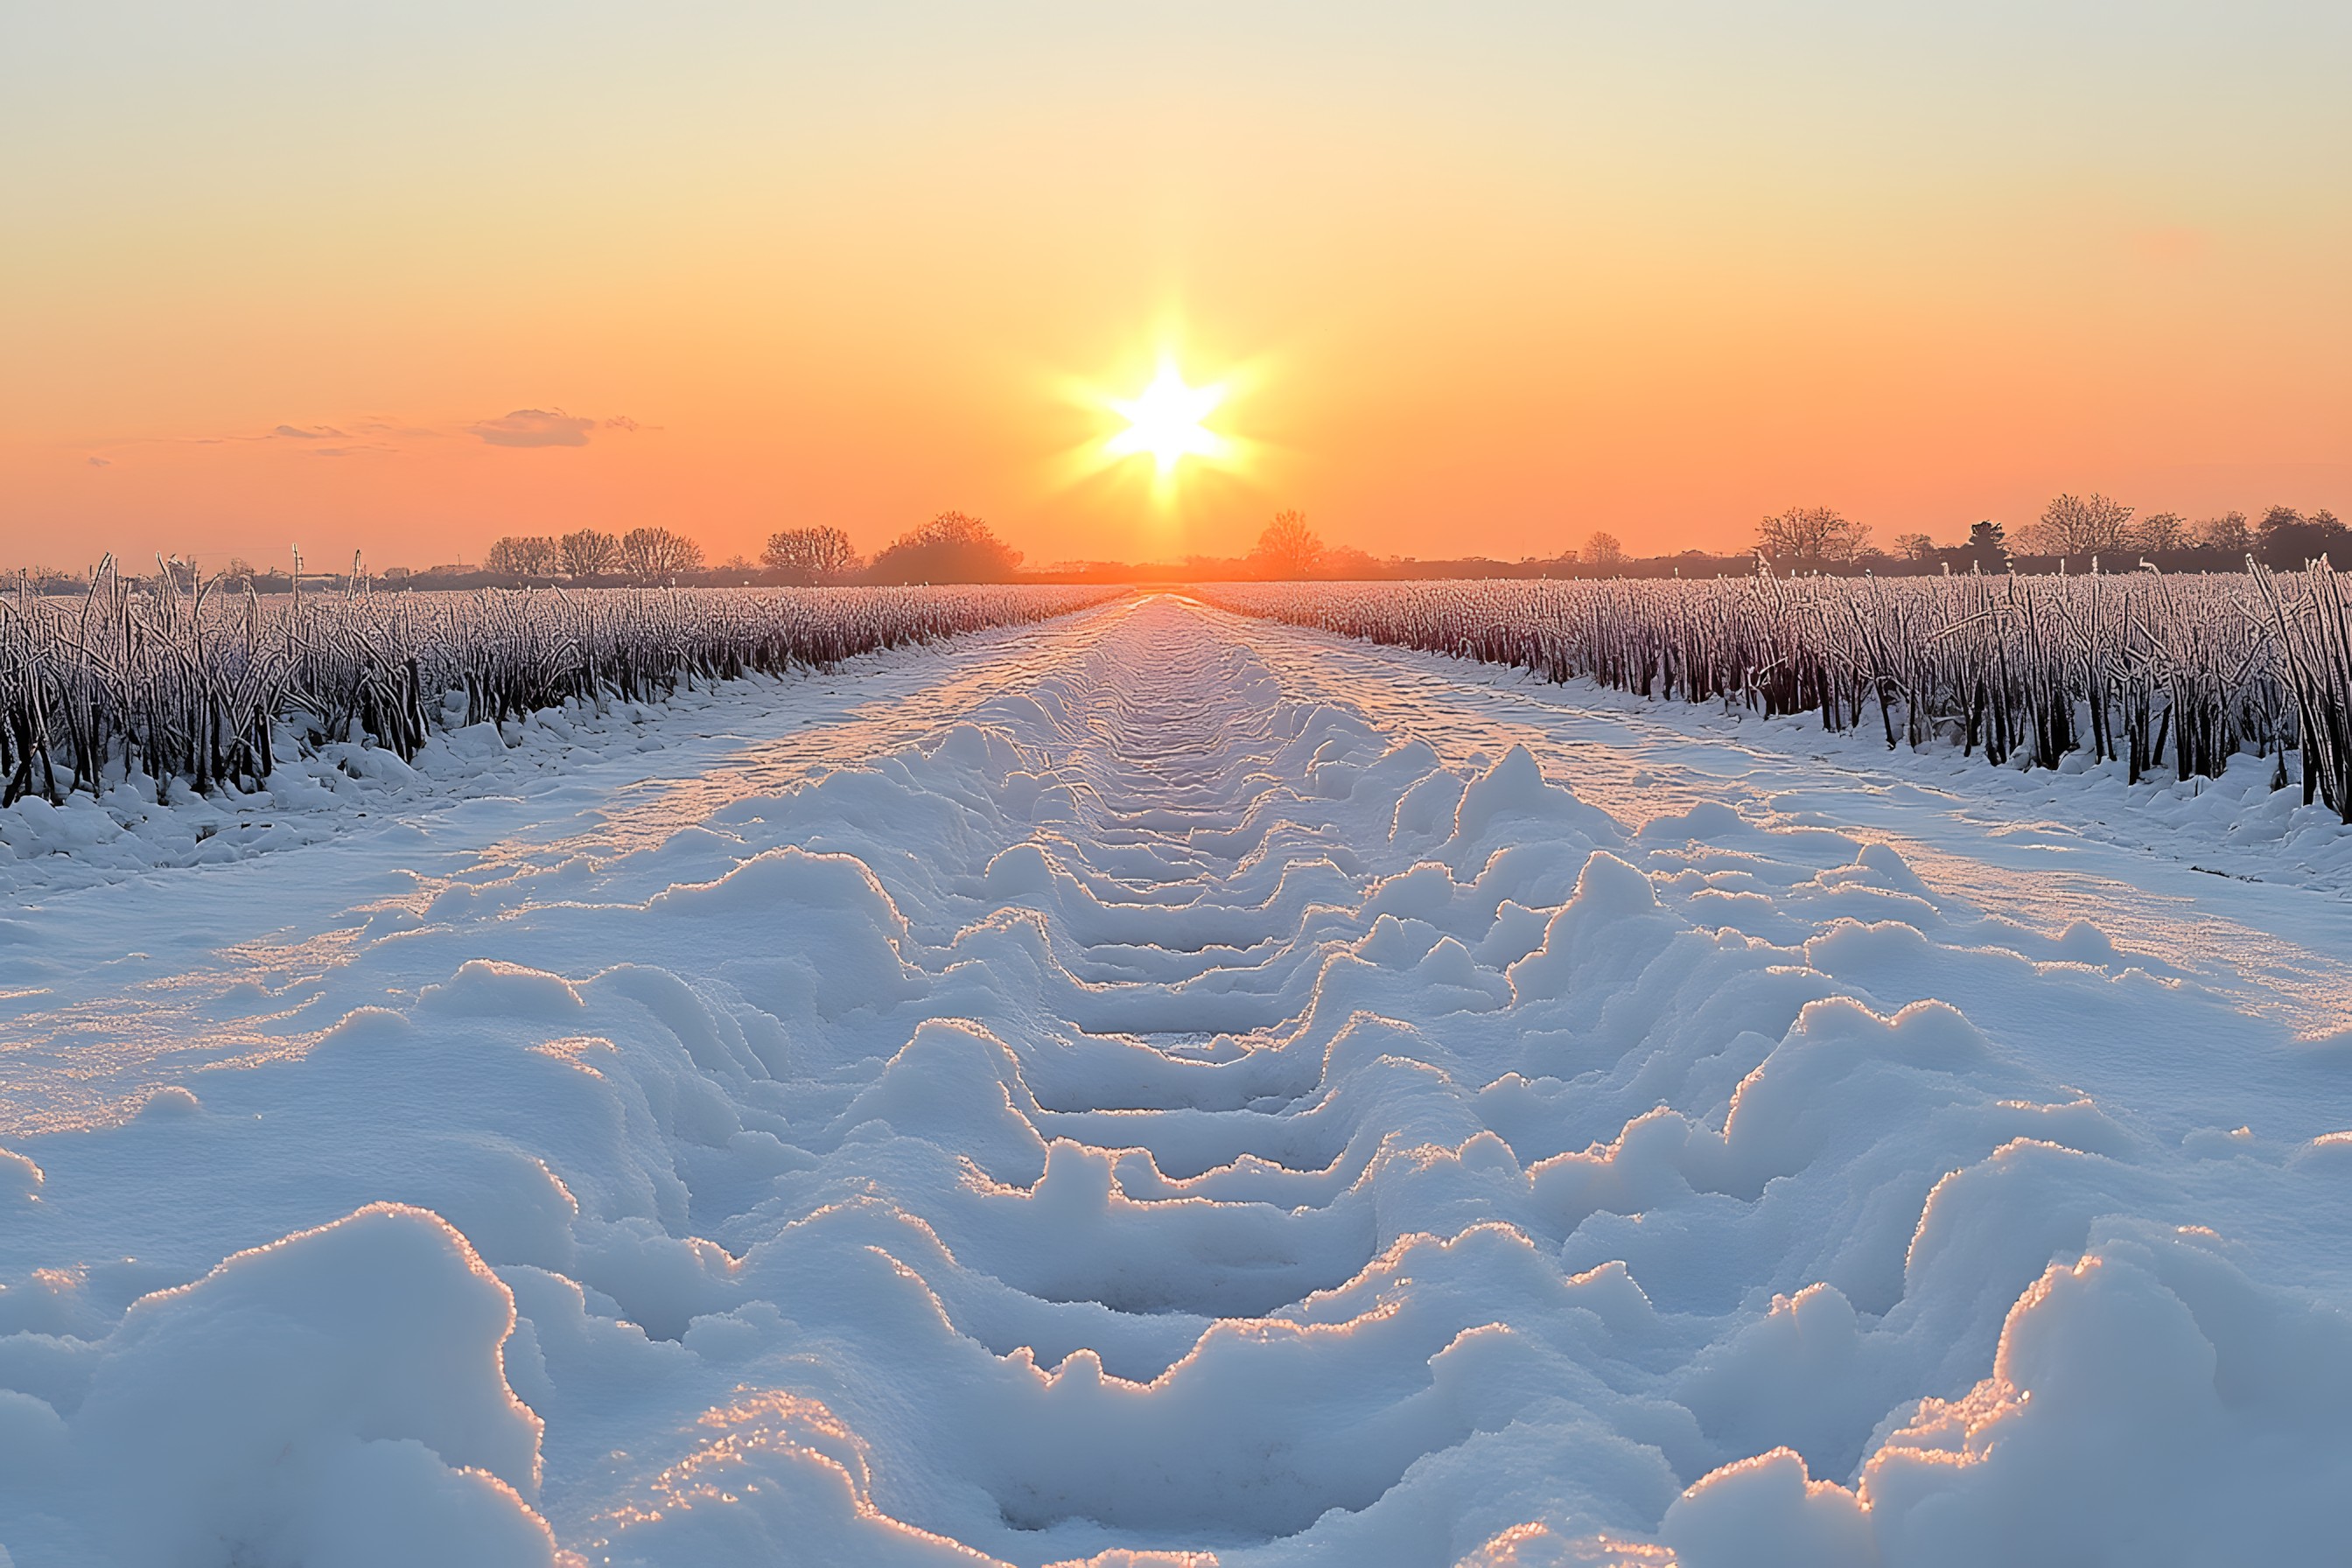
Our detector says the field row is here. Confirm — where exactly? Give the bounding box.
[0,574,1121,804]
[1198,569,2352,820]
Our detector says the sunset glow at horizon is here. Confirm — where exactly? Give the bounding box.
[4,4,2348,571]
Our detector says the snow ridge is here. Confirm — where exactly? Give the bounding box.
[2,594,2347,1566]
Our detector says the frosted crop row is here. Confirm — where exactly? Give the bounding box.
[1199,567,2352,819]
[0,569,1121,805]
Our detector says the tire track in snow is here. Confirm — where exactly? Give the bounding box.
[3,594,2348,1567]
[1197,598,2352,1105]
[0,606,1130,1136]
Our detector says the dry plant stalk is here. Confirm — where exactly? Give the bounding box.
[0,568,1116,807]
[1202,566,2349,813]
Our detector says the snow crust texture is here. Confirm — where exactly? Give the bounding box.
[4,594,2348,1565]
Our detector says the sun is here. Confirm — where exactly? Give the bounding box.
[1103,361,1229,475]
[1050,345,1256,511]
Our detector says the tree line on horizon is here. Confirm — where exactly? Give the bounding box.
[1740,496,2346,575]
[1217,498,2350,583]
[470,514,1027,587]
[18,494,2346,594]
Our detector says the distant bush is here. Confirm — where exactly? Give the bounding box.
[865,514,1023,584]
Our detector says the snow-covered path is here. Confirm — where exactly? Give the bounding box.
[4,594,2348,1567]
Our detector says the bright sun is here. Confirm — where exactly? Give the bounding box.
[1103,361,1228,475]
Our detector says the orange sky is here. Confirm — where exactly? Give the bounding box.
[4,4,2348,571]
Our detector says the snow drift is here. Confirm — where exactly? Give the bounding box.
[3,593,2347,1565]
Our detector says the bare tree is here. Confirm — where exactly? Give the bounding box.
[619,526,704,579]
[2132,511,2188,552]
[762,525,859,584]
[558,528,622,578]
[1585,531,1625,570]
[2195,511,2250,554]
[1250,510,1323,579]
[1756,507,1871,563]
[1892,531,1936,563]
[2030,494,2135,556]
[485,535,561,576]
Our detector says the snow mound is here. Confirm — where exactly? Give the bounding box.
[7,1204,556,1566]
[5,593,2347,1566]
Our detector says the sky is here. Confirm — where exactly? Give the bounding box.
[4,2,2348,571]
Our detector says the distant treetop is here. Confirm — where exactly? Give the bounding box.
[865,512,1024,584]
[1756,507,1872,564]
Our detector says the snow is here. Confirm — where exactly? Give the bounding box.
[49,1204,557,1568]
[3,592,2348,1565]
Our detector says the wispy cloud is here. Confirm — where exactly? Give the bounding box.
[467,409,597,448]
[83,410,641,458]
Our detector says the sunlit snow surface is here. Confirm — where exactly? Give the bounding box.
[4,594,2350,1566]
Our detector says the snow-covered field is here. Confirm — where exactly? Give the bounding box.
[4,592,2348,1566]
